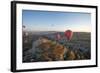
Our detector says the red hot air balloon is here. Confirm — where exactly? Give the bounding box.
[65,30,73,41]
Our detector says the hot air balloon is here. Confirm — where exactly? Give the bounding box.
[22,25,26,28]
[77,32,80,40]
[64,30,73,41]
[56,33,61,41]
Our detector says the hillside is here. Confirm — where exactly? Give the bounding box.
[23,31,91,62]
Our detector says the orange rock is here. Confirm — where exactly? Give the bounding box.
[33,37,76,61]
[67,51,76,60]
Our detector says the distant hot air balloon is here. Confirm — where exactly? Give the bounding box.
[22,25,26,28]
[77,32,80,39]
[65,30,73,41]
[56,33,61,41]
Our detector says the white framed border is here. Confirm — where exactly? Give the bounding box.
[14,2,97,71]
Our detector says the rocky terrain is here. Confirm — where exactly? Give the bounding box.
[23,31,91,62]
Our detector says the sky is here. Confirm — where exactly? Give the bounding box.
[22,10,91,32]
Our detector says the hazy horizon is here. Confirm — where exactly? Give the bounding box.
[23,29,91,33]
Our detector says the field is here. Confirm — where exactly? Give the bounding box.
[22,31,91,62]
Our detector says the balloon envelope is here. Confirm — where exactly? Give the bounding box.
[77,32,80,39]
[23,25,26,28]
[65,30,73,41]
[56,33,61,41]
